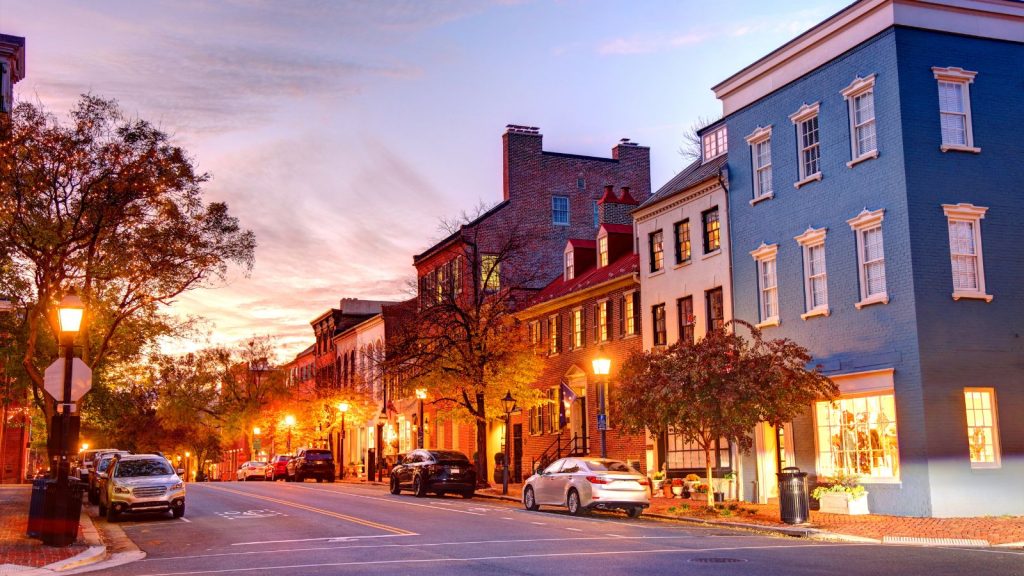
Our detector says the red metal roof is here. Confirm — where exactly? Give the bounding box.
[600,223,632,235]
[527,253,638,308]
[567,239,596,248]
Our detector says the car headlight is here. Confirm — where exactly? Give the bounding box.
[113,484,131,494]
[170,482,183,491]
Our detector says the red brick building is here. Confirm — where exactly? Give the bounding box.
[513,187,650,481]
[408,126,651,479]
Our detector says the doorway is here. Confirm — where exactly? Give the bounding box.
[513,424,523,483]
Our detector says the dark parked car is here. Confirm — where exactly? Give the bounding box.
[266,455,291,481]
[389,449,475,499]
[286,449,334,483]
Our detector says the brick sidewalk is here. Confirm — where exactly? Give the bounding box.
[0,486,87,568]
[480,483,1024,545]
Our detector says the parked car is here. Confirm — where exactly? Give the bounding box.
[88,452,129,504]
[522,457,649,518]
[389,449,475,499]
[77,448,115,483]
[265,455,291,481]
[237,461,269,481]
[286,449,334,483]
[99,454,186,521]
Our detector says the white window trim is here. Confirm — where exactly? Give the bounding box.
[841,74,879,167]
[597,298,610,343]
[597,234,609,268]
[848,208,889,309]
[570,307,584,350]
[745,125,774,203]
[564,248,574,281]
[795,226,830,319]
[790,102,822,187]
[933,66,980,154]
[964,387,1001,469]
[702,126,728,162]
[750,242,780,328]
[552,195,570,226]
[943,203,992,302]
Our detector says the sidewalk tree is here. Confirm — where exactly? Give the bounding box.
[0,95,256,452]
[615,320,838,507]
[387,207,544,486]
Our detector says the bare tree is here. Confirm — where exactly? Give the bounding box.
[678,115,722,162]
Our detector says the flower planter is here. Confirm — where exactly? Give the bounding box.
[818,492,870,515]
[671,486,684,497]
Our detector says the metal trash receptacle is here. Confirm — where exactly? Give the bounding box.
[777,466,809,524]
[26,478,50,539]
[41,479,82,547]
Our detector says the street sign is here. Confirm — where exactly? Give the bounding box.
[43,358,93,402]
[597,414,607,431]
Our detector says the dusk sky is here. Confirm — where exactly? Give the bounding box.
[4,0,848,358]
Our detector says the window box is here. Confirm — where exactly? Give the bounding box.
[818,491,870,515]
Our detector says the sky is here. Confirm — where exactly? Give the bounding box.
[2,0,849,359]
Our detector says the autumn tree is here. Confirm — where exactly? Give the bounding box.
[387,207,544,486]
[615,320,838,507]
[0,95,256,451]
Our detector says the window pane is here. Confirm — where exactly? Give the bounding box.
[940,113,967,146]
[938,81,964,113]
[815,394,899,479]
[965,389,999,466]
[552,196,569,225]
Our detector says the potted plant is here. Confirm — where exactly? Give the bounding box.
[723,471,737,500]
[683,473,700,497]
[671,477,684,497]
[811,473,869,515]
[650,469,667,497]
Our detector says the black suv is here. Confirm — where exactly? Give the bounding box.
[286,449,335,483]
[390,449,475,499]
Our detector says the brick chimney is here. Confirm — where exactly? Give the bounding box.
[597,185,638,226]
[502,125,542,201]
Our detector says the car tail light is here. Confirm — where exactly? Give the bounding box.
[585,475,610,484]
[637,478,649,486]
[427,465,443,475]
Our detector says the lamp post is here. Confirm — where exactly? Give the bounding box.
[56,290,84,488]
[284,415,296,453]
[415,389,426,449]
[184,451,191,482]
[500,390,517,495]
[592,353,611,459]
[376,406,387,482]
[337,402,349,479]
[252,427,261,461]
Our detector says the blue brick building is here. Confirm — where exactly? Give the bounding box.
[713,0,1023,517]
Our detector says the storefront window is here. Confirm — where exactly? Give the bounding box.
[665,430,730,471]
[815,393,899,480]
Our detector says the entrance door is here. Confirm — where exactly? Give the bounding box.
[570,395,587,453]
[513,424,523,483]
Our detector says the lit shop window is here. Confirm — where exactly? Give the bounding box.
[815,393,899,480]
[964,388,1000,468]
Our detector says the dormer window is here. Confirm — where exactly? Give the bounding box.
[598,236,608,267]
[702,126,727,162]
[564,250,575,281]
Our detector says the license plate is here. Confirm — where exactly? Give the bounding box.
[450,468,460,474]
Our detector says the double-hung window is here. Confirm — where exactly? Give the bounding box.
[480,254,500,292]
[552,196,570,225]
[964,388,1000,468]
[547,315,561,355]
[597,235,609,267]
[933,67,979,153]
[596,300,609,343]
[706,287,724,332]
[529,320,541,346]
[649,230,664,273]
[623,291,639,337]
[745,126,773,202]
[943,203,991,301]
[652,303,666,346]
[848,209,887,308]
[790,102,821,187]
[702,207,720,254]
[702,126,727,162]
[750,243,779,327]
[677,296,694,345]
[795,227,829,318]
[674,219,691,264]
[841,75,878,166]
[571,308,585,350]
[564,250,574,281]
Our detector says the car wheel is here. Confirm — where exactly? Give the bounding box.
[461,490,474,499]
[413,475,427,498]
[389,475,401,495]
[106,505,119,522]
[327,475,334,483]
[567,489,586,516]
[523,487,540,511]
[172,504,185,519]
[626,507,643,519]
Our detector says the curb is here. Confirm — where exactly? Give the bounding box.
[39,507,107,573]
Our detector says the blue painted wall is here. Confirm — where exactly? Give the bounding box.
[724,27,1023,517]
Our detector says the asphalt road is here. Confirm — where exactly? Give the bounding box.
[81,480,1023,576]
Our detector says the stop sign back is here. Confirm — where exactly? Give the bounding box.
[43,358,93,402]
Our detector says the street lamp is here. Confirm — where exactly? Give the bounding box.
[337,402,349,479]
[184,451,191,482]
[592,353,611,458]
[500,390,517,495]
[284,415,296,453]
[252,427,261,461]
[415,389,426,449]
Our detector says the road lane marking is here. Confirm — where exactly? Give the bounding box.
[566,528,583,532]
[280,483,484,516]
[200,484,415,536]
[126,543,869,575]
[232,534,413,546]
[502,517,514,520]
[531,522,546,526]
[606,533,625,538]
[179,518,191,523]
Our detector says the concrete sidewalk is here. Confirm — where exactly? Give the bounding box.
[0,486,106,575]
[475,482,1024,548]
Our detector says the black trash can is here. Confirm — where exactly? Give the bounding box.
[41,479,82,547]
[26,478,50,539]
[777,466,809,525]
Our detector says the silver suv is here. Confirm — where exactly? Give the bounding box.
[100,454,186,521]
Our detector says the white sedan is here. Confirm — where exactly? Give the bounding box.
[522,457,650,518]
[236,461,269,481]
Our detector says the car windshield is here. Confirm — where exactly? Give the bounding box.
[428,451,470,464]
[97,458,115,473]
[252,462,268,466]
[304,451,332,461]
[582,459,637,473]
[115,459,174,478]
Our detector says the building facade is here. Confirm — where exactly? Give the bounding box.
[717,0,1023,516]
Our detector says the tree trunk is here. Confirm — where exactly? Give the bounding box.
[475,391,489,487]
[704,445,714,508]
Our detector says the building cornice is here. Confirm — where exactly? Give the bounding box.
[633,180,722,222]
